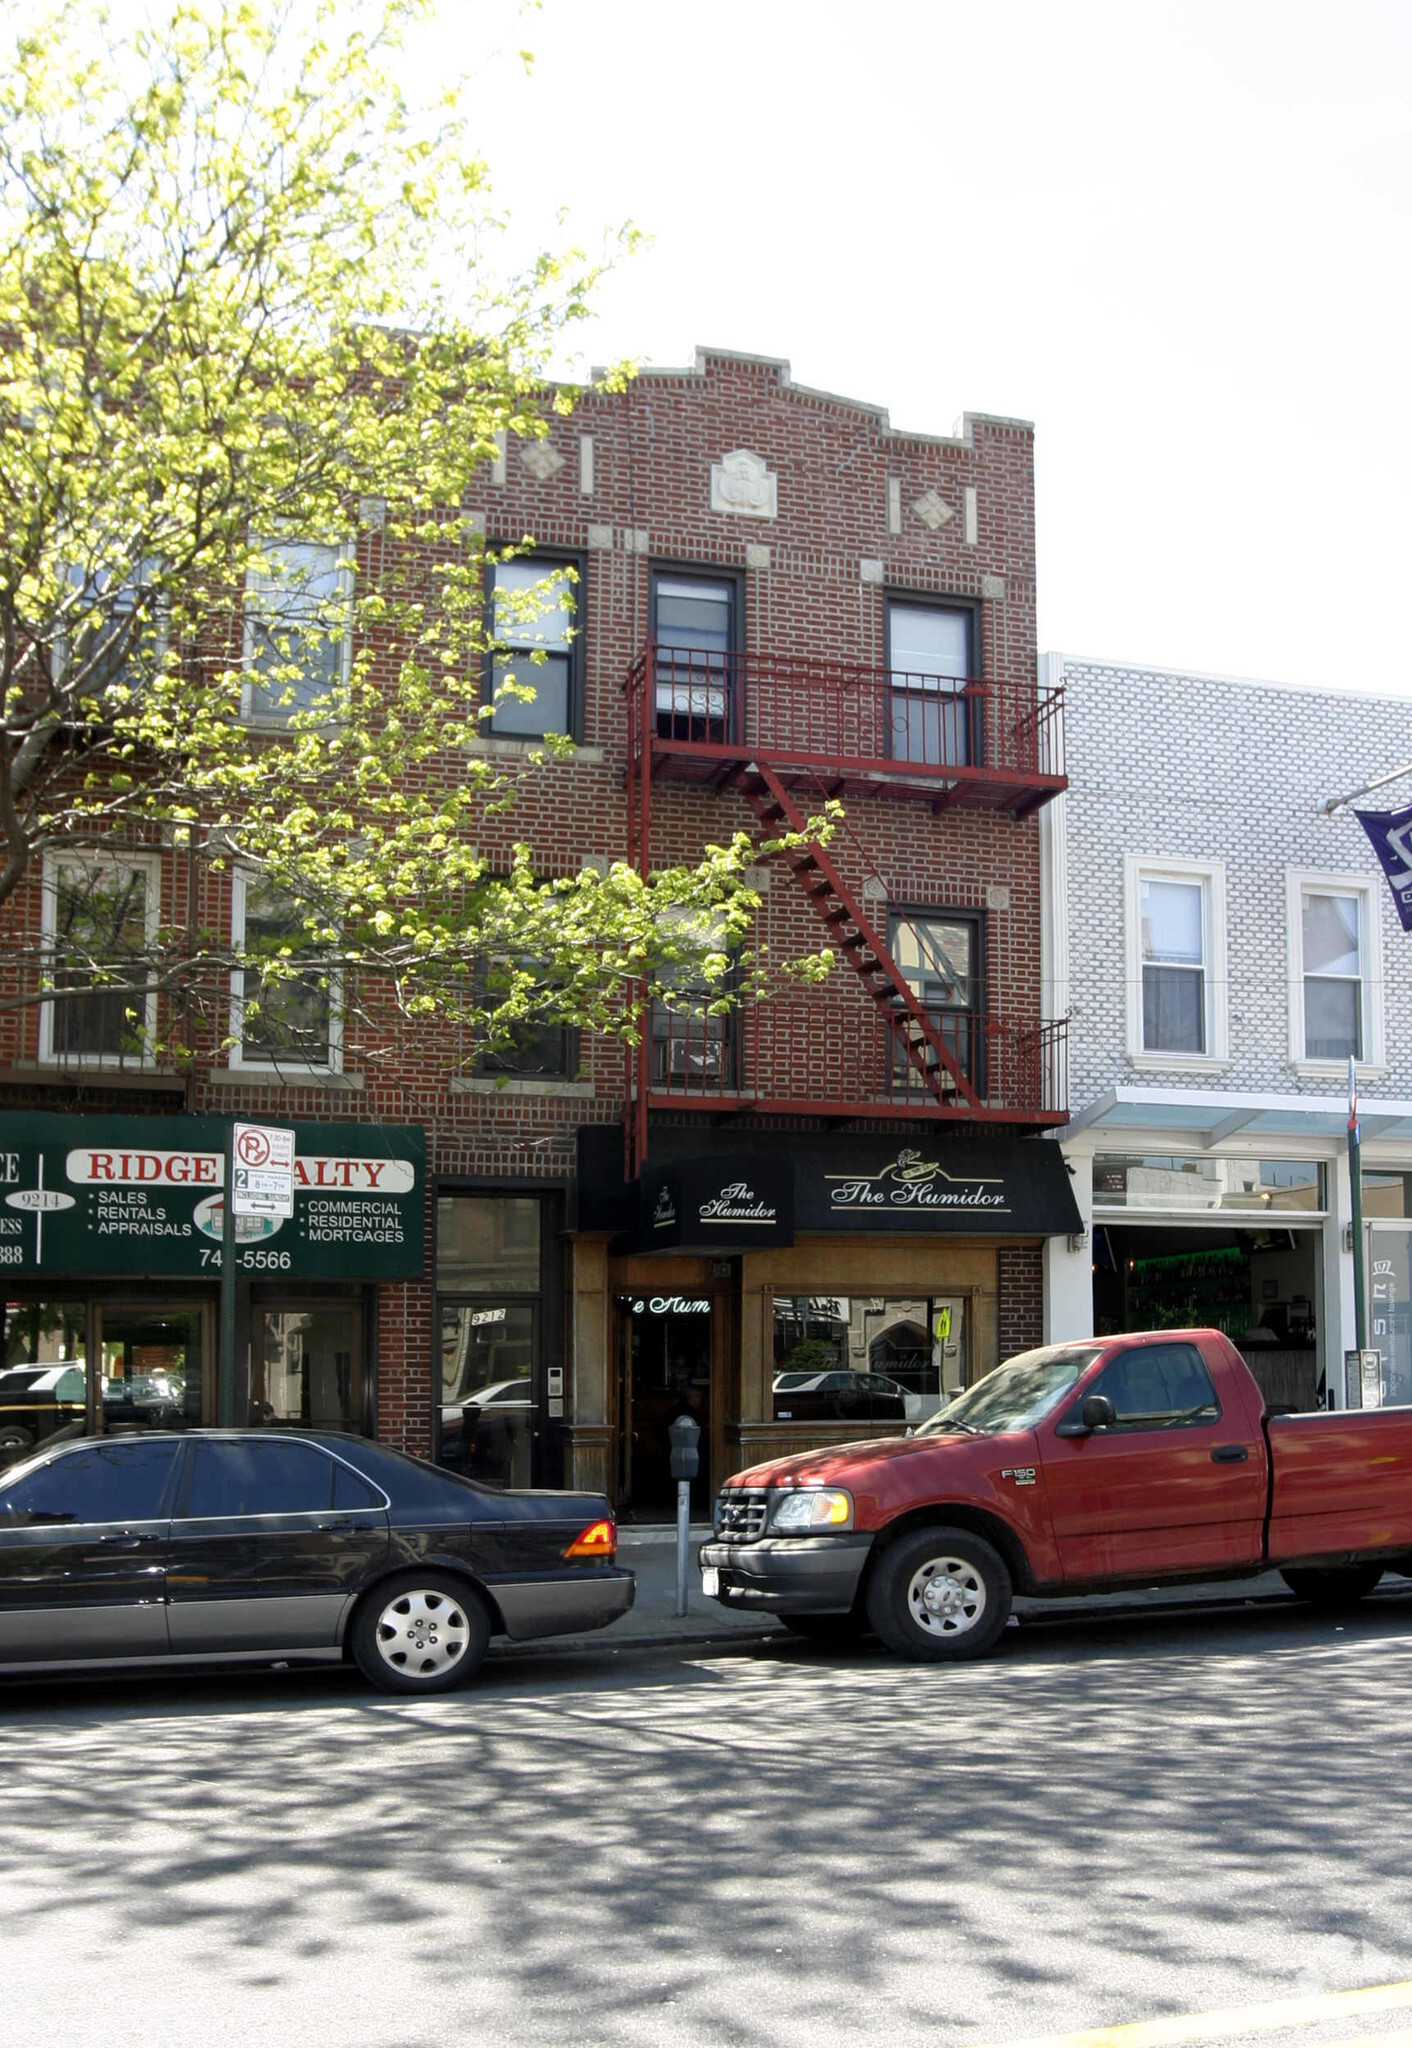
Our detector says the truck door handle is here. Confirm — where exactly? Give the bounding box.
[1210,1444,1250,1464]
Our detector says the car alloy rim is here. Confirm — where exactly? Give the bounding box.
[906,1555,986,1636]
[374,1588,470,1678]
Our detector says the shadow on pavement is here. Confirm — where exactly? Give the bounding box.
[2,1588,1412,2046]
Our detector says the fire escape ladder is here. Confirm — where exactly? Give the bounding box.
[736,762,983,1112]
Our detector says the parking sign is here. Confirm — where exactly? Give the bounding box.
[231,1121,295,1218]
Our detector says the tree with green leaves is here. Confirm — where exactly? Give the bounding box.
[0,0,831,1072]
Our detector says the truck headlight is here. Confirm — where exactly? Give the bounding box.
[770,1489,853,1533]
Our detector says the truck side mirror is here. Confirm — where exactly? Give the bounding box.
[1055,1392,1117,1438]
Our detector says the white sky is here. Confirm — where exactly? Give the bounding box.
[437,0,1412,696]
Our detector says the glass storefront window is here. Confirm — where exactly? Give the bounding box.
[0,1300,87,1462]
[1363,1173,1412,1220]
[1092,1156,1325,1212]
[253,1307,359,1431]
[772,1295,966,1424]
[100,1307,203,1432]
[440,1302,534,1487]
[436,1196,540,1290]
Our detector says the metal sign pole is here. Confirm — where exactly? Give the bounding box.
[676,1478,690,1617]
[1349,1058,1367,1356]
[219,1121,237,1426]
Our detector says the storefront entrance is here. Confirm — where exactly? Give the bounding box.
[616,1294,712,1519]
[1092,1223,1324,1409]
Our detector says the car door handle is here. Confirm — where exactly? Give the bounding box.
[1210,1445,1250,1464]
[316,1518,360,1532]
[96,1532,147,1549]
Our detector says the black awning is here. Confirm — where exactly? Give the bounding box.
[635,1155,795,1254]
[576,1125,1081,1243]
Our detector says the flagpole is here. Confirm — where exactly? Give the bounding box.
[1348,1056,1367,1355]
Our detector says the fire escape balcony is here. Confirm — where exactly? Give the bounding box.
[624,643,1066,823]
[638,999,1068,1129]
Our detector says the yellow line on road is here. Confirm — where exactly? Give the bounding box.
[963,1981,1412,2048]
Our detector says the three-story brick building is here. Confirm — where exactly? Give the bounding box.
[0,347,1078,1508]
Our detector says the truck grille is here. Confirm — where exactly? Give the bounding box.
[713,1488,769,1542]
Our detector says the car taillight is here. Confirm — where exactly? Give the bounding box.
[564,1518,615,1560]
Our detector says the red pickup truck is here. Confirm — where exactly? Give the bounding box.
[699,1328,1412,1660]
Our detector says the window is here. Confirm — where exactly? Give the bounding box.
[436,1195,541,1289]
[887,599,976,766]
[890,910,982,1093]
[59,559,168,699]
[652,570,738,739]
[1288,873,1380,1067]
[0,1439,180,1524]
[1092,1156,1325,1213]
[649,906,736,1091]
[243,538,353,725]
[40,853,160,1065]
[772,1296,968,1423]
[182,1438,337,1517]
[253,1308,361,1433]
[486,556,578,738]
[230,872,340,1071]
[475,955,577,1080]
[1126,859,1227,1062]
[1083,1343,1220,1429]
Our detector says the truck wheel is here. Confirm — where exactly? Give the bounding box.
[866,1526,1012,1662]
[1280,1565,1384,1608]
[778,1612,870,1645]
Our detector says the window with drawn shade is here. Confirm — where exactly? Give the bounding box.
[488,560,575,737]
[1140,876,1206,1054]
[232,878,336,1068]
[1302,890,1363,1061]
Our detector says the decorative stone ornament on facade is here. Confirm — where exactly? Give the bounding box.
[911,489,955,532]
[711,449,778,519]
[521,442,566,482]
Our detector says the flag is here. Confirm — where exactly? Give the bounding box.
[1355,801,1412,932]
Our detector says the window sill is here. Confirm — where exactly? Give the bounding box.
[451,1076,597,1098]
[1290,1060,1388,1083]
[210,1066,364,1092]
[1126,1053,1233,1075]
[11,1062,187,1093]
[463,736,605,766]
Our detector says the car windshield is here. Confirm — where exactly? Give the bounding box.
[917,1344,1105,1437]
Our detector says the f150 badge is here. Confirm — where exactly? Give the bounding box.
[1001,1467,1037,1486]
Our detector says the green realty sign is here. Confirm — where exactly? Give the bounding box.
[0,1113,426,1281]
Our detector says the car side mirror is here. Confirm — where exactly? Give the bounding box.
[1055,1393,1118,1438]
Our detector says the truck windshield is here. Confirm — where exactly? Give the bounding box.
[918,1344,1104,1437]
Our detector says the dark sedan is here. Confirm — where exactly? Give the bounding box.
[0,1430,634,1694]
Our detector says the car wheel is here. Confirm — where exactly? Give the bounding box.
[866,1526,1012,1662]
[0,1425,35,1451]
[349,1572,491,1694]
[779,1612,870,1645]
[1280,1565,1384,1608]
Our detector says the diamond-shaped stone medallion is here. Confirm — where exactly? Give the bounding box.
[911,489,955,531]
[521,442,566,482]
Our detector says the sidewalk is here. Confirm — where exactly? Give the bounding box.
[492,1524,1350,1659]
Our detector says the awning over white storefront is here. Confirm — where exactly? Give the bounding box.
[1061,1086,1412,1147]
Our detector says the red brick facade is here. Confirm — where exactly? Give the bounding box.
[0,348,1063,1490]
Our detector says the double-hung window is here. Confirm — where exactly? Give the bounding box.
[486,556,578,738]
[243,539,353,725]
[651,569,738,741]
[1287,871,1381,1068]
[39,852,160,1065]
[229,873,341,1073]
[886,599,976,766]
[1127,858,1227,1062]
[890,909,982,1093]
[476,955,578,1081]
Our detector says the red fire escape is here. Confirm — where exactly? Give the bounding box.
[623,646,1068,1174]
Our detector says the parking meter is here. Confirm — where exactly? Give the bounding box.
[668,1413,701,1480]
[667,1414,700,1615]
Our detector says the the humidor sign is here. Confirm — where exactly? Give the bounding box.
[825,1147,1010,1215]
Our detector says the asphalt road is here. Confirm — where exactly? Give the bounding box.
[7,1588,1412,2048]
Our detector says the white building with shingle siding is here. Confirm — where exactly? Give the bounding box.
[1042,653,1412,1408]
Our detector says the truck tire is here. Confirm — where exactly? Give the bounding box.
[778,1612,870,1645]
[866,1526,1012,1662]
[1280,1565,1384,1608]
